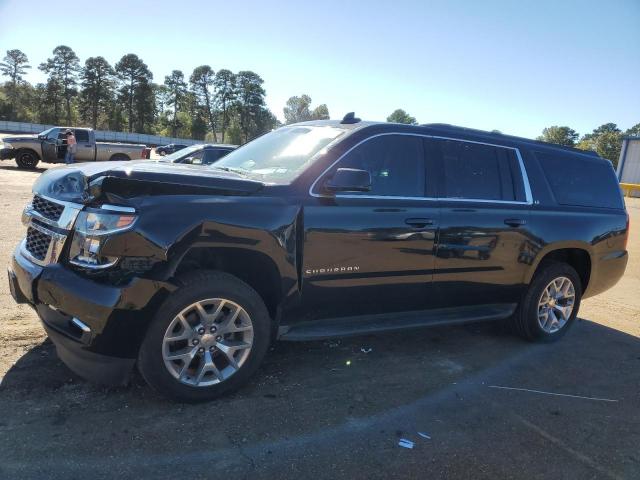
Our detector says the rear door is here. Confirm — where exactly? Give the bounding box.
[297,133,440,321]
[427,137,533,307]
[73,129,94,162]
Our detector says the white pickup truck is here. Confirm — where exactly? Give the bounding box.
[0,127,148,169]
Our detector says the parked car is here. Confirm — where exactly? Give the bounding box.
[159,143,237,165]
[0,127,147,169]
[155,143,188,156]
[9,114,629,402]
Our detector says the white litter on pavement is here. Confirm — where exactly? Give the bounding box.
[360,347,372,353]
[418,432,431,439]
[398,439,414,449]
[488,385,618,402]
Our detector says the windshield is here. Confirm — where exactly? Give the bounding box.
[160,144,203,162]
[38,128,54,138]
[211,126,346,183]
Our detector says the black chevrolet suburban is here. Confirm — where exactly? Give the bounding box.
[8,115,629,402]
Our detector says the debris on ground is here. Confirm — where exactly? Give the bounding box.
[398,439,414,449]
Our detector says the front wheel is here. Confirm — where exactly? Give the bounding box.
[15,150,40,169]
[138,271,271,402]
[512,261,582,342]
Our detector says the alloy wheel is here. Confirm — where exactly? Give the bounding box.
[162,298,254,387]
[537,276,575,333]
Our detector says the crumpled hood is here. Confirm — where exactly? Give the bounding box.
[33,160,264,203]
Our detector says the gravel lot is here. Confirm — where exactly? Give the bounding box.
[0,158,639,479]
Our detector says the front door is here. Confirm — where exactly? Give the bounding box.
[426,137,533,307]
[296,134,440,322]
[41,128,60,162]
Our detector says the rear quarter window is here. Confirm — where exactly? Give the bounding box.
[74,130,89,143]
[535,151,623,209]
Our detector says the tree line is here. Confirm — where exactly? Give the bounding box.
[1,47,636,161]
[0,47,279,144]
[536,124,639,168]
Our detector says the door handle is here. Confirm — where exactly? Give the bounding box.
[405,218,435,228]
[504,218,526,227]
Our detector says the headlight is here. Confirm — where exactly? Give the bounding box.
[69,209,136,269]
[3,142,12,149]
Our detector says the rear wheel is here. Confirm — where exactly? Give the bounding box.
[109,153,130,161]
[138,271,271,402]
[15,150,39,169]
[513,261,581,342]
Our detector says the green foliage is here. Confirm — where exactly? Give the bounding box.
[164,70,187,137]
[283,94,330,124]
[190,65,217,141]
[625,123,640,137]
[0,49,31,119]
[39,46,80,125]
[213,69,236,143]
[115,53,153,132]
[235,71,269,143]
[79,56,115,129]
[574,123,623,168]
[387,109,417,125]
[537,126,579,147]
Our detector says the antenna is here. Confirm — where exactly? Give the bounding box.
[340,112,361,124]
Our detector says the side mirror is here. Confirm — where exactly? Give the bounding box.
[324,168,371,193]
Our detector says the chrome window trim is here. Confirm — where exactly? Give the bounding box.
[308,132,534,205]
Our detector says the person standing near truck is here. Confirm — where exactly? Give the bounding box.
[64,129,77,164]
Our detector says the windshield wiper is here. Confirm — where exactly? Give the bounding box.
[212,166,250,176]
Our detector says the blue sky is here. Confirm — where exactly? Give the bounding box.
[0,0,638,138]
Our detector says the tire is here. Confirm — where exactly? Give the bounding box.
[15,150,40,169]
[138,270,271,402]
[513,260,582,342]
[109,153,130,161]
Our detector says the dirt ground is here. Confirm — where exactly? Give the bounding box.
[0,157,639,479]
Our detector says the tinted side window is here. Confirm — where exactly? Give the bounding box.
[74,130,89,143]
[331,135,425,197]
[535,151,623,209]
[428,139,522,201]
[203,149,226,164]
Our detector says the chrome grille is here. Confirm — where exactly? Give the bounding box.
[32,195,64,221]
[25,226,52,261]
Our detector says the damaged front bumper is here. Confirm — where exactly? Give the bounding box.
[0,147,16,160]
[8,246,171,386]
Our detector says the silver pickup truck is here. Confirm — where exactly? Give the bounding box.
[0,127,147,169]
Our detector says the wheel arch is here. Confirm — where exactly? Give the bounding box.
[171,246,283,322]
[526,243,592,293]
[16,148,41,160]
